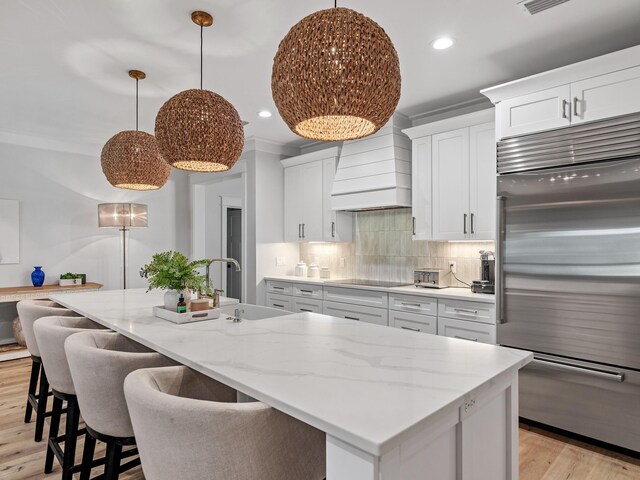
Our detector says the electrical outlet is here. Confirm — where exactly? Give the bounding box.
[276,257,286,267]
[448,261,457,274]
[339,257,346,268]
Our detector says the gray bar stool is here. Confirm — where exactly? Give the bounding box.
[124,365,326,480]
[33,315,106,480]
[16,299,77,441]
[65,330,173,480]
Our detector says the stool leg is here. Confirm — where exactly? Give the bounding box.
[34,364,49,442]
[79,432,96,480]
[45,396,63,473]
[104,441,123,480]
[24,359,39,423]
[61,397,80,480]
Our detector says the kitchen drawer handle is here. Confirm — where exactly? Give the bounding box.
[531,358,624,382]
[272,286,285,291]
[454,335,478,342]
[300,308,313,312]
[470,213,475,234]
[463,213,467,235]
[345,316,360,321]
[401,302,422,308]
[562,99,569,119]
[401,326,421,332]
[453,308,478,315]
[298,224,301,239]
[331,221,336,238]
[300,289,313,294]
[302,223,305,238]
[412,217,416,235]
[273,303,285,308]
[573,97,580,117]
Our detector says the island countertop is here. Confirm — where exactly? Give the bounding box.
[51,288,531,458]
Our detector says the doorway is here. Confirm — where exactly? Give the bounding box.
[226,207,242,300]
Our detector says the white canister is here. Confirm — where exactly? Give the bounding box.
[295,261,308,277]
[308,264,320,278]
[320,267,330,279]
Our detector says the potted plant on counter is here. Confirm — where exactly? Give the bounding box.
[139,251,209,311]
[59,273,82,286]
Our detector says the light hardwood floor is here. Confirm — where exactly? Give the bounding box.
[1,357,639,479]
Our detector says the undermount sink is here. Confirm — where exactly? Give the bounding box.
[219,303,291,320]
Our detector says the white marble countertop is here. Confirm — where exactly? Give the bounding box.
[51,288,529,456]
[264,275,496,304]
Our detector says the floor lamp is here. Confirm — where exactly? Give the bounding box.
[98,203,148,289]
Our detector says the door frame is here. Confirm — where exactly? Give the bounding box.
[221,196,243,301]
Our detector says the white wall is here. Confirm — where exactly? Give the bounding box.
[0,142,185,290]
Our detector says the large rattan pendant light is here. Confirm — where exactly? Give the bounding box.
[101,70,171,190]
[155,11,244,172]
[272,1,401,141]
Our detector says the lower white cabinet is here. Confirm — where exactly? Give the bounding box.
[390,310,437,335]
[438,317,496,344]
[266,293,293,312]
[293,297,323,314]
[323,301,389,326]
[323,286,388,309]
[437,298,495,325]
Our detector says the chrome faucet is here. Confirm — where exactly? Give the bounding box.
[204,258,241,294]
[231,308,244,323]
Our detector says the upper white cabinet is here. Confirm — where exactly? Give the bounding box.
[282,148,352,243]
[482,45,640,139]
[497,85,571,138]
[403,110,496,241]
[571,65,640,124]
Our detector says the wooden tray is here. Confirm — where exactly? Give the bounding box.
[153,306,221,324]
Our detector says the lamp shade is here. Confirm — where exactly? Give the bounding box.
[101,131,171,190]
[98,203,148,229]
[271,7,401,141]
[154,89,245,172]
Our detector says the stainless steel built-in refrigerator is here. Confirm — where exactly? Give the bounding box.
[496,113,640,452]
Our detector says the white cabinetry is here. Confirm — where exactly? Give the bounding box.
[483,46,640,139]
[283,148,352,243]
[403,110,496,241]
[437,298,496,344]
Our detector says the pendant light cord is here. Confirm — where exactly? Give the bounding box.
[135,78,139,131]
[334,0,337,7]
[200,25,204,89]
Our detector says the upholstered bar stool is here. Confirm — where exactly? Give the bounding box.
[16,299,78,441]
[65,330,173,480]
[124,365,326,480]
[33,315,106,480]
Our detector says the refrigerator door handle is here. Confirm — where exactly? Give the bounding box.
[531,358,624,382]
[496,196,505,324]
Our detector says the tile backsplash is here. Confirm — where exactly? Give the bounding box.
[299,208,494,286]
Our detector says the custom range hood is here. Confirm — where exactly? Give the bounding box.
[331,113,412,211]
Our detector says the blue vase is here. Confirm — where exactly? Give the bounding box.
[31,266,45,287]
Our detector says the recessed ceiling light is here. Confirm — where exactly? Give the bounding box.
[257,110,272,118]
[432,37,454,50]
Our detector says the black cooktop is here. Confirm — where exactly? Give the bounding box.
[328,279,410,288]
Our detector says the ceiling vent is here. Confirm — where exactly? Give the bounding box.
[518,0,570,15]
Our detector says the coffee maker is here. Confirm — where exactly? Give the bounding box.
[471,250,495,294]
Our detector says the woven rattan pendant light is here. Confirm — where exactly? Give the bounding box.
[155,11,244,172]
[101,70,171,190]
[272,1,401,141]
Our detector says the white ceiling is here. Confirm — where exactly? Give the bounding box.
[2,0,640,152]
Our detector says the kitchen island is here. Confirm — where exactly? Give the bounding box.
[51,288,532,480]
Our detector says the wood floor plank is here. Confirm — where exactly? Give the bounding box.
[1,358,638,479]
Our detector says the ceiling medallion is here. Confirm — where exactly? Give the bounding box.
[155,11,244,172]
[101,70,171,190]
[272,3,401,141]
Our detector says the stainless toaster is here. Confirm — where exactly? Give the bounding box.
[414,269,450,289]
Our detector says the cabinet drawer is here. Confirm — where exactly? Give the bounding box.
[292,297,323,314]
[292,283,323,299]
[390,311,437,335]
[265,294,293,312]
[388,293,437,316]
[438,317,496,344]
[323,301,388,326]
[323,286,388,308]
[438,298,495,324]
[266,281,293,296]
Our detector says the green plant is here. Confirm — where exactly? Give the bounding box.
[60,272,81,279]
[139,251,209,293]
